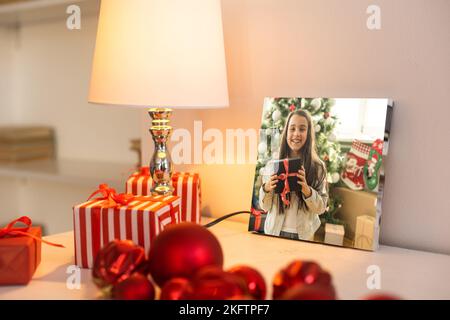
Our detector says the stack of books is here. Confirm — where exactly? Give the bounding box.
[0,126,55,162]
[0,0,32,5]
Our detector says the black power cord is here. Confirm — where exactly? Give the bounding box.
[202,211,253,228]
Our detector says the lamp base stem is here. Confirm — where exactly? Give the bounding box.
[148,107,174,196]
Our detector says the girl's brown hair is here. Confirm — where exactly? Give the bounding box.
[276,109,327,213]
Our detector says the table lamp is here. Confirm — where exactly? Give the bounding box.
[88,0,229,195]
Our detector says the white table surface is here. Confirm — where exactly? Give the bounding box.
[1,219,449,300]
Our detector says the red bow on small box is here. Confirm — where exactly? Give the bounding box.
[0,216,65,248]
[277,159,297,206]
[88,184,135,208]
[250,208,265,231]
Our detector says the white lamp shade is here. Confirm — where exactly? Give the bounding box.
[88,0,229,109]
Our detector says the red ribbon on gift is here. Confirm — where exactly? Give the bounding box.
[140,166,150,176]
[250,208,264,231]
[88,184,178,226]
[137,195,177,227]
[0,216,65,248]
[168,201,176,225]
[277,159,298,206]
[88,184,135,208]
[157,200,177,230]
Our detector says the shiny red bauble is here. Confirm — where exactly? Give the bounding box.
[227,294,255,300]
[148,223,224,287]
[280,284,336,300]
[112,273,155,300]
[183,266,249,300]
[160,278,193,300]
[227,265,267,300]
[92,240,147,289]
[272,260,334,299]
[363,293,401,300]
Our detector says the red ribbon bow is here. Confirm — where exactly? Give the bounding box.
[88,184,135,208]
[139,166,150,176]
[277,159,298,206]
[88,184,178,225]
[0,216,65,248]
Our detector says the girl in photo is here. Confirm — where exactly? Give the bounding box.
[259,110,329,241]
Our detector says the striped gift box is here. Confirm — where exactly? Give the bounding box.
[73,195,180,269]
[126,168,201,224]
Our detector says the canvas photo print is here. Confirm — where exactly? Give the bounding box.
[249,97,393,251]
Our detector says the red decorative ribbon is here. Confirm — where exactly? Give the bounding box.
[251,208,264,231]
[157,200,176,230]
[139,166,150,176]
[88,184,178,226]
[0,216,65,248]
[277,159,298,206]
[88,184,135,208]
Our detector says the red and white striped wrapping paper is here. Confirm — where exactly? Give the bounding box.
[73,195,180,269]
[126,170,201,224]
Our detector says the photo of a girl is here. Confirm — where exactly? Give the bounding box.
[259,110,329,241]
[250,97,391,251]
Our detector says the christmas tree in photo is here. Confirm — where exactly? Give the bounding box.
[253,97,344,225]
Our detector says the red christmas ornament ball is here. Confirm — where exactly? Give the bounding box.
[227,265,267,300]
[148,223,224,287]
[183,266,249,300]
[160,278,193,300]
[92,240,147,289]
[363,293,401,300]
[280,283,336,300]
[227,294,255,300]
[112,273,155,300]
[272,260,334,299]
[193,265,230,280]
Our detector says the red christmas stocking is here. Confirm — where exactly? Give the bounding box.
[364,139,384,191]
[341,140,371,190]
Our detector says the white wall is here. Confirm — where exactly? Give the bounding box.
[0,27,14,122]
[3,15,141,163]
[141,0,450,255]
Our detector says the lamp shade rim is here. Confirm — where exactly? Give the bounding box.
[87,99,229,110]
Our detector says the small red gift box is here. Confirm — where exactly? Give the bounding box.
[0,217,42,285]
[248,208,266,234]
[126,167,201,224]
[73,184,181,269]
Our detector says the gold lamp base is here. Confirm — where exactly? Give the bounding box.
[148,108,174,196]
